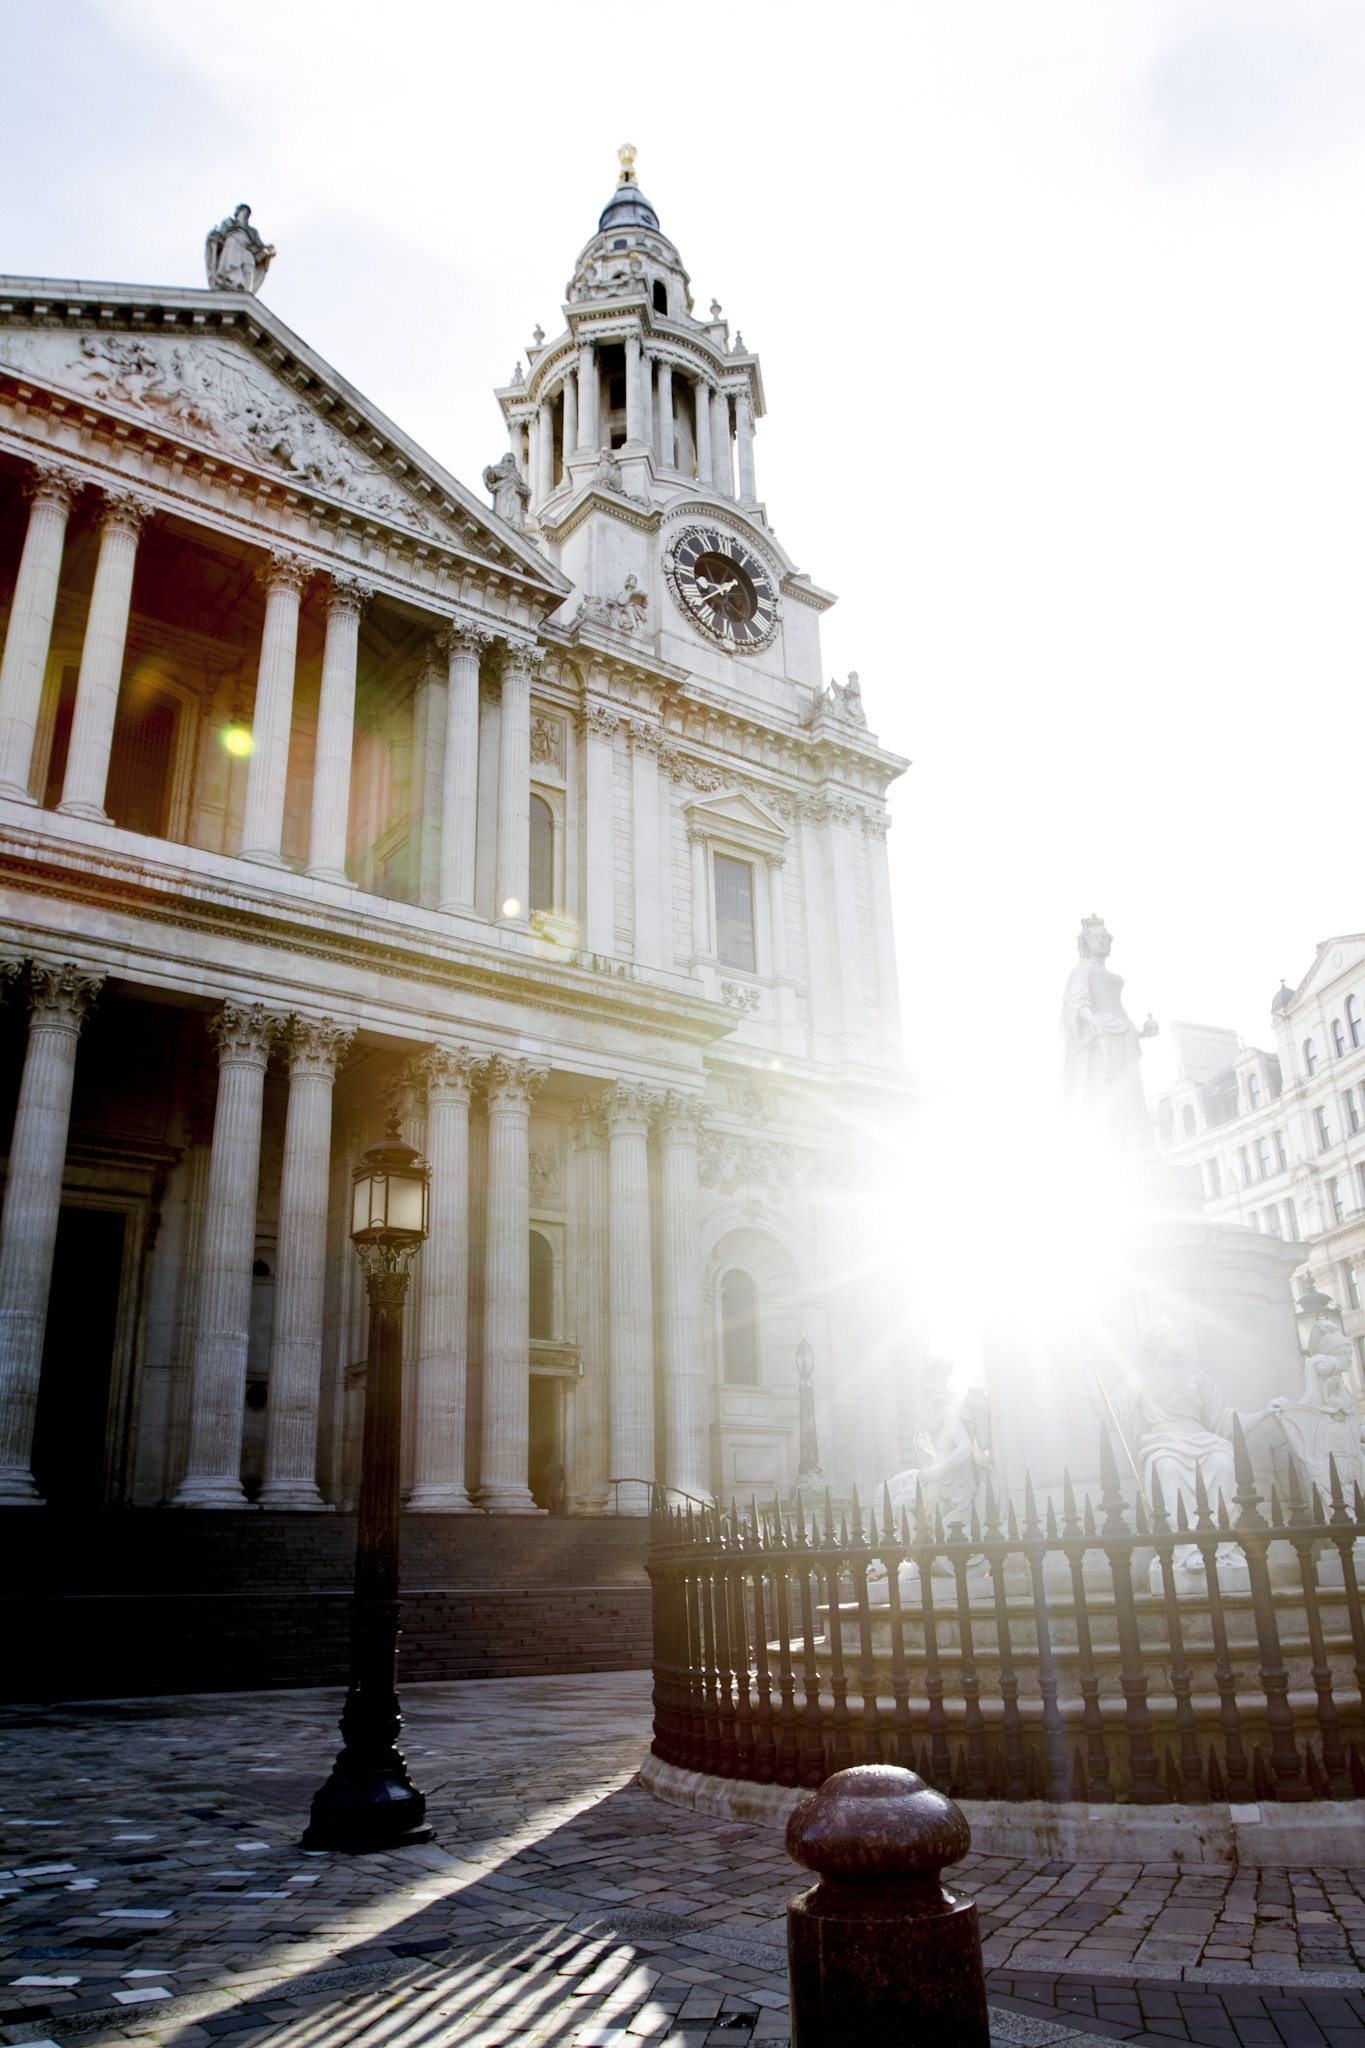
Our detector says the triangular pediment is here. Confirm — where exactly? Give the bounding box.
[684,788,787,845]
[0,280,565,600]
[1296,935,1365,1004]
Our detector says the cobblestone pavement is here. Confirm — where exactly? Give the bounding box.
[2,1672,1365,2048]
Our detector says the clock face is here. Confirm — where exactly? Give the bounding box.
[664,525,781,652]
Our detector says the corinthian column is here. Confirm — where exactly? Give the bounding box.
[240,551,309,867]
[306,577,370,882]
[495,643,537,926]
[59,492,151,821]
[174,1003,283,1507]
[570,1103,610,1513]
[0,463,82,803]
[438,626,488,914]
[577,340,598,451]
[258,1017,353,1509]
[476,1055,546,1512]
[624,332,643,444]
[736,388,757,502]
[0,963,103,1504]
[561,374,577,469]
[657,1091,711,1505]
[694,378,713,486]
[408,1043,481,1511]
[605,1082,656,1515]
[655,362,674,470]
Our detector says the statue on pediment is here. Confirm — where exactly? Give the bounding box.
[205,204,275,295]
[483,453,531,531]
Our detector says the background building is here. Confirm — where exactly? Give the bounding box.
[0,155,913,1525]
[1153,934,1365,1392]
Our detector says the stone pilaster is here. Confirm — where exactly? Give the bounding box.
[736,388,757,502]
[0,462,82,803]
[0,962,102,1504]
[174,1002,283,1507]
[712,389,733,497]
[656,1091,711,1506]
[240,551,309,867]
[581,703,619,956]
[605,1082,658,1515]
[58,492,152,821]
[258,1017,353,1509]
[495,643,538,927]
[569,1103,610,1514]
[630,725,662,968]
[306,576,369,882]
[408,1043,482,1511]
[437,626,488,913]
[476,1055,547,1512]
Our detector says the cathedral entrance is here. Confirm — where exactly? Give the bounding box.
[31,1206,127,1506]
[528,1376,564,1513]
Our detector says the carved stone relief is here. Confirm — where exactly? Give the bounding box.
[530,716,565,773]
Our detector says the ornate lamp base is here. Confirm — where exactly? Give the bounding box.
[302,1745,433,1852]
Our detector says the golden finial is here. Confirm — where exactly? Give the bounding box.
[618,142,638,186]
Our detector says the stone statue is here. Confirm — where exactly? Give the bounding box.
[1245,1320,1365,1505]
[1112,1318,1237,1533]
[205,205,275,295]
[1062,915,1158,1154]
[590,448,627,496]
[606,573,648,634]
[483,453,531,531]
[886,1358,978,1535]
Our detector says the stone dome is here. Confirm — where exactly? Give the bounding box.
[1271,979,1294,1015]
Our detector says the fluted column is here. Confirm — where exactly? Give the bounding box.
[657,1092,711,1505]
[58,492,151,821]
[582,703,618,956]
[307,577,369,883]
[476,1056,547,1512]
[624,333,643,444]
[0,463,81,803]
[0,963,102,1503]
[641,357,654,455]
[712,390,733,498]
[694,378,713,486]
[408,1044,481,1511]
[495,643,537,926]
[578,340,598,451]
[570,1104,610,1513]
[438,625,488,913]
[536,399,555,502]
[655,362,674,470]
[605,1082,656,1515]
[240,551,308,867]
[561,374,578,469]
[736,388,757,502]
[258,1018,353,1509]
[174,1003,283,1507]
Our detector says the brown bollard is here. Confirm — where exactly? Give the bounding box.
[785,1763,989,2048]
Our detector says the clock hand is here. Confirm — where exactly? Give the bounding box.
[702,578,738,598]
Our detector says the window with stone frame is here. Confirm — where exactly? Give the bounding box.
[721,1268,760,1386]
[1275,1129,1288,1169]
[1350,995,1364,1049]
[1348,1089,1362,1136]
[1305,1038,1319,1077]
[529,1230,554,1341]
[1329,1177,1347,1225]
[529,793,554,914]
[1257,1136,1273,1180]
[1284,1198,1300,1239]
[1335,1019,1348,1059]
[714,853,757,972]
[1316,1106,1332,1152]
[1248,1072,1262,1108]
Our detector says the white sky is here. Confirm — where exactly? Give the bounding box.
[6,0,1365,1352]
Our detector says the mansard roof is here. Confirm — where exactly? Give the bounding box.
[0,275,570,616]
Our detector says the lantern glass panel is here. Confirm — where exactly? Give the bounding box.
[352,1175,377,1236]
[387,1175,425,1234]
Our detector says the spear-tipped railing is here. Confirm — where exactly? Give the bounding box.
[646,1427,1365,1804]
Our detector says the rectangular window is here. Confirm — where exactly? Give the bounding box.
[1349,1089,1362,1135]
[1240,1145,1252,1186]
[1257,1137,1272,1180]
[714,854,756,971]
[1316,1107,1332,1152]
[1329,1176,1346,1224]
[1274,1130,1288,1170]
[1284,1198,1300,1240]
[1247,1074,1262,1108]
[1346,1262,1362,1312]
[1358,1162,1365,1209]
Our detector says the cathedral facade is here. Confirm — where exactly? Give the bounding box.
[0,154,910,1518]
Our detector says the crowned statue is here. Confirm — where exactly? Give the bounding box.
[1062,915,1158,1155]
[205,204,275,295]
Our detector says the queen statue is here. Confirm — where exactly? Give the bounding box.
[1062,915,1158,1155]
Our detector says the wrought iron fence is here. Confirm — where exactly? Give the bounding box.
[646,1421,1365,1804]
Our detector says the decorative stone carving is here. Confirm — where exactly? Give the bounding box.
[1246,1321,1365,1504]
[27,962,103,1032]
[886,1358,978,1538]
[656,1090,705,1139]
[529,1145,561,1205]
[205,204,276,294]
[99,489,153,540]
[817,671,868,727]
[24,461,82,513]
[570,1102,608,1148]
[728,1079,776,1126]
[721,982,761,1012]
[602,1081,660,1134]
[483,453,531,530]
[285,1016,353,1077]
[208,1001,283,1069]
[440,623,493,665]
[697,1131,810,1196]
[499,640,544,684]
[326,574,372,620]
[255,548,310,599]
[530,716,565,772]
[417,1043,483,1099]
[483,1055,548,1113]
[583,703,621,743]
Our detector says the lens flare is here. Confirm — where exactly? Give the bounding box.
[501,897,522,918]
[223,726,253,758]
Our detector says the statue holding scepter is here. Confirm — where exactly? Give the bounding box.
[1062,915,1158,1155]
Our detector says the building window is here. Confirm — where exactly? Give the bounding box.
[1274,1130,1288,1170]
[1182,1104,1197,1138]
[721,1268,760,1385]
[1330,1177,1346,1224]
[652,279,668,313]
[1265,1207,1283,1236]
[1204,1159,1221,1197]
[529,793,554,914]
[529,1230,554,1341]
[1349,994,1364,1049]
[1305,1038,1319,1076]
[1358,1162,1365,1209]
[1284,1198,1300,1239]
[1349,1089,1362,1136]
[714,854,756,971]
[1158,1102,1175,1141]
[1345,1261,1362,1312]
[1247,1073,1262,1108]
[1335,1019,1348,1059]
[1316,1106,1332,1152]
[1257,1137,1272,1179]
[1240,1144,1252,1186]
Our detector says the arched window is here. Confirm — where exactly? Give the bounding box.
[1334,1019,1347,1059]
[1247,1073,1262,1108]
[529,1230,553,1341]
[721,1269,759,1386]
[652,279,668,314]
[1348,995,1363,1049]
[529,794,554,914]
[1305,1037,1319,1077]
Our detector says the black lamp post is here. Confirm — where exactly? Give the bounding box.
[303,1120,433,1852]
[1296,1276,1343,1354]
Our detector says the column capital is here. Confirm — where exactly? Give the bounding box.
[498,639,545,684]
[255,548,311,599]
[418,1042,484,1101]
[484,1055,548,1113]
[656,1090,706,1141]
[26,961,104,1032]
[439,622,494,664]
[602,1080,661,1136]
[208,1001,284,1069]
[582,701,621,743]
[570,1101,608,1149]
[325,573,372,619]
[286,1015,354,1078]
[24,460,82,514]
[99,489,153,540]
[687,824,709,848]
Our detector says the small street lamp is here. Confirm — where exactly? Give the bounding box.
[303,1120,433,1852]
[1296,1276,1343,1355]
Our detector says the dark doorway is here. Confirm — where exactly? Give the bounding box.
[106,683,177,838]
[32,1206,126,1505]
[528,1376,562,1512]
